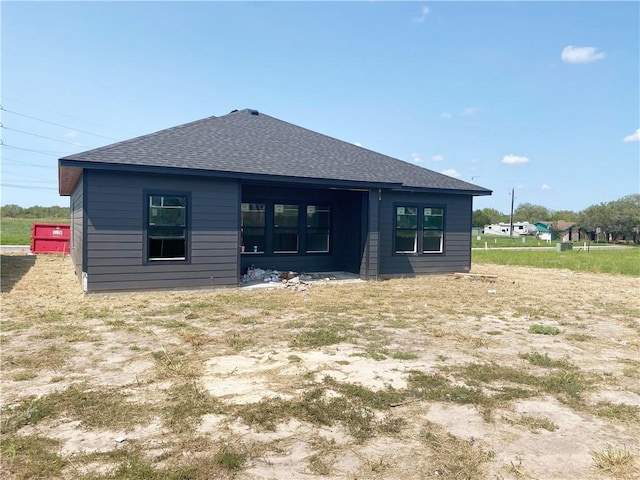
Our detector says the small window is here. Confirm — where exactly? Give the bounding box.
[274,204,299,253]
[395,206,418,253]
[148,195,187,260]
[241,203,266,253]
[306,205,330,253]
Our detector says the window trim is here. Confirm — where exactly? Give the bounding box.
[393,203,446,255]
[143,190,191,265]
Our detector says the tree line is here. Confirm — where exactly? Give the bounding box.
[473,194,640,243]
[0,204,70,219]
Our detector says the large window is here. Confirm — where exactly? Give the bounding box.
[423,207,444,253]
[395,206,418,253]
[241,203,266,253]
[148,195,187,260]
[395,205,444,254]
[273,204,299,253]
[306,205,330,253]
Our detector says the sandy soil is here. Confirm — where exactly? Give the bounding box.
[1,253,639,479]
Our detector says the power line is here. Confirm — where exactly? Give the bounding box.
[1,183,58,191]
[2,170,54,181]
[2,158,53,168]
[1,124,90,148]
[1,142,66,157]
[0,96,135,135]
[0,105,120,141]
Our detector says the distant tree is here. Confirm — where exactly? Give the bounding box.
[513,203,550,223]
[0,204,24,218]
[578,194,640,243]
[549,210,579,223]
[0,204,69,219]
[608,194,640,242]
[472,208,505,227]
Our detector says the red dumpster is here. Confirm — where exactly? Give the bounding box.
[31,223,70,254]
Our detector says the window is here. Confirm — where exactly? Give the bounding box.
[306,205,330,253]
[273,204,299,253]
[395,206,418,253]
[241,203,266,253]
[423,207,444,253]
[395,205,444,254]
[148,195,187,260]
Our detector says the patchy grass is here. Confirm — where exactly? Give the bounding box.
[0,435,67,480]
[1,384,153,434]
[420,421,495,479]
[1,255,639,479]
[507,414,559,433]
[529,324,561,335]
[591,444,636,478]
[519,351,576,370]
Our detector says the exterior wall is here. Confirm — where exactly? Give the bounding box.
[240,185,363,274]
[359,189,380,279]
[69,174,84,279]
[84,171,240,292]
[378,191,472,276]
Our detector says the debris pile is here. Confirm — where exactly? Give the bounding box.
[242,266,336,290]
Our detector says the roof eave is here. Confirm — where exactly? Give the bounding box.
[57,159,405,191]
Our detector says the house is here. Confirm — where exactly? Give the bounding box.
[483,222,537,236]
[58,109,492,292]
[535,221,587,242]
[553,221,582,242]
[534,221,553,242]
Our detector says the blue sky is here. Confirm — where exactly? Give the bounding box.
[1,1,638,214]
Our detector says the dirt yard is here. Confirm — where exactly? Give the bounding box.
[1,254,639,480]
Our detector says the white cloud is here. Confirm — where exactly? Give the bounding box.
[502,154,530,166]
[561,45,607,64]
[430,154,443,162]
[461,106,479,117]
[541,184,552,191]
[354,142,362,147]
[623,128,640,143]
[413,6,430,23]
[64,130,79,138]
[441,168,462,179]
[440,112,452,119]
[411,153,422,163]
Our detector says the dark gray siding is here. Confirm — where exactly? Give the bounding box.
[84,171,240,292]
[70,174,84,280]
[360,189,380,279]
[240,185,363,275]
[379,191,472,276]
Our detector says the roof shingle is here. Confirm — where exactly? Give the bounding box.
[60,109,492,195]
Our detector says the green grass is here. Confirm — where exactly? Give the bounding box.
[529,324,561,335]
[1,217,69,245]
[472,234,553,248]
[473,248,640,276]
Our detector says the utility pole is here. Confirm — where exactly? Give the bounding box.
[509,187,515,237]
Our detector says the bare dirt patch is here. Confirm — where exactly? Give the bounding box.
[1,254,639,479]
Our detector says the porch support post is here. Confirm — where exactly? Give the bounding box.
[360,188,380,280]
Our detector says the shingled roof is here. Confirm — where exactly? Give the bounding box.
[59,109,492,196]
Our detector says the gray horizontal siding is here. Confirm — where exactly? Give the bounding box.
[70,175,84,280]
[84,170,239,292]
[85,276,237,292]
[378,191,472,276]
